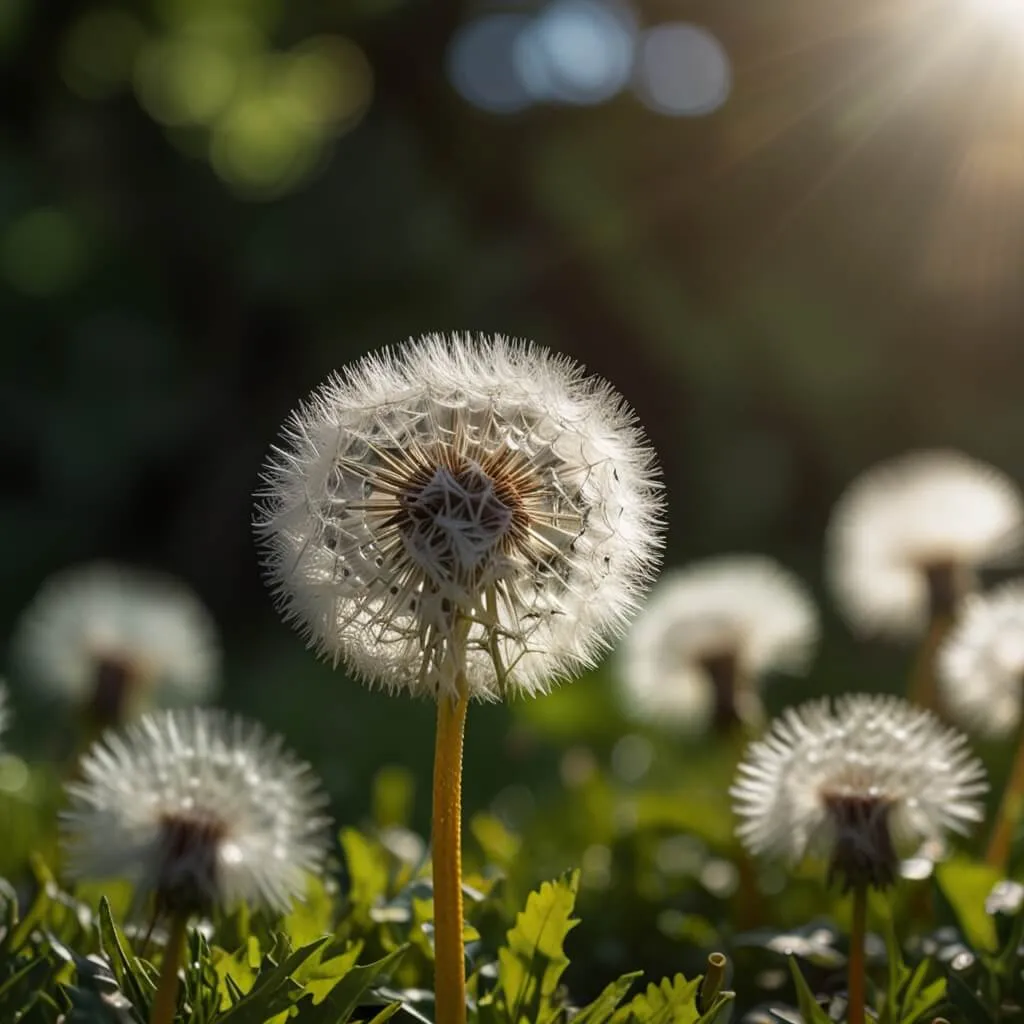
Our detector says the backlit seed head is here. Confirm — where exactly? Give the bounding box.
[10,563,221,725]
[939,581,1024,738]
[255,333,664,701]
[60,708,331,917]
[731,695,987,891]
[827,450,1024,638]
[619,555,818,733]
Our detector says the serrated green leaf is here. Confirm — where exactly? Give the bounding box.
[498,870,580,1024]
[295,941,364,1005]
[935,859,1001,953]
[786,959,832,1024]
[609,974,702,1024]
[217,937,330,1024]
[571,971,642,1024]
[291,946,408,1024]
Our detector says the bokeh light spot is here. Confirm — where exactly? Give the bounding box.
[2,207,89,296]
[209,88,322,198]
[61,9,146,99]
[514,0,634,105]
[634,23,731,117]
[447,15,534,114]
[282,36,373,133]
[134,32,246,126]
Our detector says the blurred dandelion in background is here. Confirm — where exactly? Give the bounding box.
[941,581,1024,871]
[61,707,330,1024]
[731,694,987,891]
[10,562,221,733]
[939,579,1024,738]
[733,693,987,1024]
[619,555,818,734]
[827,450,1024,640]
[827,449,1024,712]
[60,708,330,918]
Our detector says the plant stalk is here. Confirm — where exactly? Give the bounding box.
[149,912,187,1024]
[432,676,469,1024]
[847,886,868,1024]
[908,613,952,712]
[986,711,1024,872]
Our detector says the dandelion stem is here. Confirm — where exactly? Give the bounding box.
[908,614,951,711]
[847,886,868,1024]
[986,712,1024,872]
[432,675,469,1024]
[149,913,187,1024]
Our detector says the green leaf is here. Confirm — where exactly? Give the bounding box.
[498,870,580,1024]
[96,899,149,1012]
[786,958,832,1024]
[571,972,642,1024]
[341,830,390,915]
[945,971,992,1024]
[609,974,702,1024]
[291,946,407,1024]
[217,937,331,1024]
[362,1002,403,1024]
[935,858,1001,953]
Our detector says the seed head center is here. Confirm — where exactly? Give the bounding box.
[399,459,522,589]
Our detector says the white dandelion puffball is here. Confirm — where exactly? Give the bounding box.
[731,694,987,891]
[61,708,330,916]
[11,562,221,716]
[619,555,818,732]
[939,581,1024,738]
[255,333,664,701]
[827,450,1024,638]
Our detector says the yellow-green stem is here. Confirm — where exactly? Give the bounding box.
[698,952,728,1014]
[986,714,1024,872]
[847,887,868,1024]
[432,684,469,1024]
[149,913,187,1024]
[908,614,952,712]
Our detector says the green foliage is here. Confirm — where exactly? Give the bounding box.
[493,870,579,1024]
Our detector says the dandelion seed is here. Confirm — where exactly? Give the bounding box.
[939,581,1024,738]
[731,694,987,892]
[11,563,221,728]
[60,708,330,918]
[826,450,1024,639]
[619,555,818,732]
[255,333,664,701]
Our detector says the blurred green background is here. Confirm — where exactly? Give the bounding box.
[4,0,1024,993]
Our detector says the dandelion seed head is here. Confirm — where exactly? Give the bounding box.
[619,556,818,732]
[255,333,664,701]
[827,450,1024,638]
[11,563,221,721]
[60,708,330,916]
[939,581,1024,738]
[731,695,987,891]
